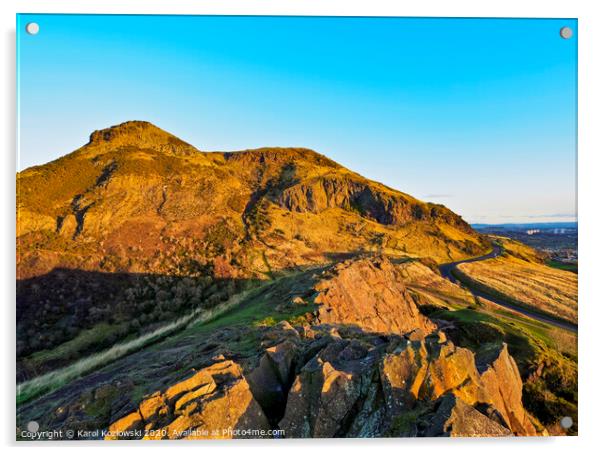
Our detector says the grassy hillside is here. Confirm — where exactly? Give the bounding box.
[457,256,577,325]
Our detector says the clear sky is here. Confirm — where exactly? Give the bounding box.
[17,15,577,224]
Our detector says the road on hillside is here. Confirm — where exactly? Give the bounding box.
[439,245,578,333]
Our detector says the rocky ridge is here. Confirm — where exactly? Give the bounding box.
[102,256,539,439]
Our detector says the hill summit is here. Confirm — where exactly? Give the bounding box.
[84,121,201,156]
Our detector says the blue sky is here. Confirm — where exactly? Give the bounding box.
[17,15,577,224]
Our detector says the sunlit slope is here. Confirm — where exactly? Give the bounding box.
[17,120,489,281]
[457,255,577,325]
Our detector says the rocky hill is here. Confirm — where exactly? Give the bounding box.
[17,121,488,365]
[17,121,486,279]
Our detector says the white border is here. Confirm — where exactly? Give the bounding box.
[2,1,601,454]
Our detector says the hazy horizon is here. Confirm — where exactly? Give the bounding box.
[17,15,577,224]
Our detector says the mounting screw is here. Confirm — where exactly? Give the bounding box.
[560,26,573,39]
[25,22,40,35]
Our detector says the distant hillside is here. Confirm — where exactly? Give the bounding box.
[17,121,488,280]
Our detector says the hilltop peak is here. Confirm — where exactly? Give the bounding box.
[88,121,165,143]
[86,121,199,154]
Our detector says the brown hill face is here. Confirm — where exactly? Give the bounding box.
[17,120,487,281]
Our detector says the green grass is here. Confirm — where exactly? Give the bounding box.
[188,283,315,336]
[430,304,569,356]
[547,260,578,273]
[22,322,130,373]
[16,280,273,406]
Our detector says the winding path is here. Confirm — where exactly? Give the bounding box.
[439,245,578,333]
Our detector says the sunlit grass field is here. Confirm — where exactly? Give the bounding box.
[458,256,577,325]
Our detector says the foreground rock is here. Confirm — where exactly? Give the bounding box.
[424,394,511,437]
[278,329,538,437]
[106,360,270,439]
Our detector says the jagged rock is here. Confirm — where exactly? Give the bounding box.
[381,338,537,436]
[106,411,144,439]
[105,360,270,439]
[279,338,382,438]
[299,324,316,339]
[424,394,512,437]
[478,344,538,436]
[260,321,300,347]
[423,341,482,405]
[280,331,539,438]
[379,335,483,419]
[247,341,298,424]
[313,256,436,336]
[380,339,430,416]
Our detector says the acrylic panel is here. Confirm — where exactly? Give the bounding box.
[16,14,577,440]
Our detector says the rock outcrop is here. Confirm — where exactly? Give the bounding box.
[277,329,537,437]
[381,340,537,436]
[86,121,200,157]
[22,251,542,440]
[246,340,298,425]
[278,175,470,229]
[478,344,538,435]
[106,360,270,439]
[279,337,384,438]
[313,256,437,336]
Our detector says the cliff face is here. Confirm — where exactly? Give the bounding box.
[278,176,470,229]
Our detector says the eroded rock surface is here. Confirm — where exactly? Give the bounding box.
[106,360,270,439]
[313,256,436,336]
[424,394,512,437]
[278,329,538,437]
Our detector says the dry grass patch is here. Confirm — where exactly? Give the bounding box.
[458,257,577,324]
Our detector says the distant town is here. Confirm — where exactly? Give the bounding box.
[472,222,578,268]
